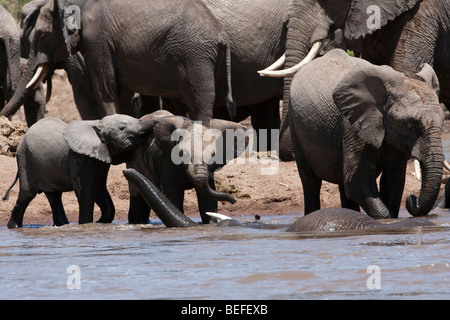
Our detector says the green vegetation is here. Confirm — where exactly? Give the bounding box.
[0,0,33,21]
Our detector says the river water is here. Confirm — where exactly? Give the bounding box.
[1,136,450,300]
[1,210,449,300]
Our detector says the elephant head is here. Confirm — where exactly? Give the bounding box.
[258,0,422,160]
[148,113,249,205]
[64,114,155,164]
[0,0,80,119]
[332,62,444,217]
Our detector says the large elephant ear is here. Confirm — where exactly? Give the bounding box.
[332,66,392,149]
[345,0,420,39]
[53,0,81,54]
[209,119,249,167]
[64,120,112,163]
[416,63,440,96]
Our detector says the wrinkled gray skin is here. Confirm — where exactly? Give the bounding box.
[0,5,21,110]
[289,49,444,220]
[126,110,248,224]
[0,5,46,126]
[269,0,423,161]
[20,0,100,121]
[360,0,450,110]
[122,169,435,232]
[0,0,234,126]
[17,0,287,151]
[3,114,155,228]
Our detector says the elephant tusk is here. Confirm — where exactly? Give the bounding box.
[26,64,49,89]
[205,212,233,221]
[258,42,322,78]
[444,160,450,172]
[414,159,421,180]
[258,53,286,73]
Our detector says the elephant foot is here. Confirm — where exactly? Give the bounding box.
[7,219,20,229]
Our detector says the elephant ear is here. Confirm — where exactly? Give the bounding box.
[64,120,112,163]
[209,119,249,167]
[345,0,420,39]
[332,66,392,149]
[153,116,189,153]
[416,63,440,96]
[53,0,81,54]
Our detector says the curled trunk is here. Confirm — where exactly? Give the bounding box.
[191,164,236,204]
[406,131,444,216]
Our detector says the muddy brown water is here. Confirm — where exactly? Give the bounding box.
[0,209,449,300]
[1,135,450,300]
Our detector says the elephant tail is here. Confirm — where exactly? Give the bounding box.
[2,173,18,201]
[218,33,236,120]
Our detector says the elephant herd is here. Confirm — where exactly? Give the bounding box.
[1,0,450,232]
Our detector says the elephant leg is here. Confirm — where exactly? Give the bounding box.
[338,185,360,211]
[294,156,322,214]
[180,68,215,124]
[379,155,408,218]
[95,188,115,223]
[45,192,69,226]
[70,155,108,224]
[128,194,151,224]
[250,98,281,152]
[8,190,36,228]
[291,128,321,214]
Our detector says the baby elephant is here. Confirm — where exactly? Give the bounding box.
[127,110,248,224]
[4,114,154,228]
[289,49,445,219]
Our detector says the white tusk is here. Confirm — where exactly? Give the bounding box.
[444,160,450,172]
[26,64,49,89]
[414,159,421,180]
[258,42,322,78]
[259,53,286,73]
[206,212,233,221]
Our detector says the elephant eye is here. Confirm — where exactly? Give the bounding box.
[118,121,128,130]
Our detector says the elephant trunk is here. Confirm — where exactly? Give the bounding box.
[0,46,48,119]
[277,6,331,161]
[190,164,236,204]
[123,169,198,228]
[406,129,444,216]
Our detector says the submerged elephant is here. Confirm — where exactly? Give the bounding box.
[3,114,154,228]
[122,168,435,232]
[288,49,444,219]
[127,110,248,224]
[0,0,234,126]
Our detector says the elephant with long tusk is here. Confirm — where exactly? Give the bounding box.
[122,168,435,232]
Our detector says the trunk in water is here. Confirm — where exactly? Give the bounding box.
[123,169,198,228]
[406,132,444,216]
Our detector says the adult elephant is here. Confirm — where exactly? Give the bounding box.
[122,168,436,231]
[127,110,248,225]
[289,49,444,219]
[0,5,21,110]
[0,0,234,125]
[259,0,423,160]
[1,5,47,126]
[359,0,450,109]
